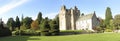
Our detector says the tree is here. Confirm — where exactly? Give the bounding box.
[7,18,15,31]
[49,20,59,35]
[81,13,84,16]
[0,20,12,36]
[109,20,114,30]
[15,16,21,30]
[113,14,120,30]
[23,17,33,29]
[105,7,113,28]
[31,20,39,30]
[36,12,42,24]
[40,17,50,36]
[54,14,59,26]
[97,17,106,32]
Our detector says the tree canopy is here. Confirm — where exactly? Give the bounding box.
[105,7,113,26]
[7,18,15,31]
[23,17,33,29]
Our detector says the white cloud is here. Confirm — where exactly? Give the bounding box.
[0,0,28,15]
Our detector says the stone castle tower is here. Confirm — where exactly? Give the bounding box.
[59,5,80,30]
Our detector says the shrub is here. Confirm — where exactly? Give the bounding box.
[21,30,40,36]
[0,28,12,37]
[41,30,50,36]
[12,29,40,36]
[60,30,82,35]
[12,31,19,36]
[50,30,59,35]
[105,29,112,32]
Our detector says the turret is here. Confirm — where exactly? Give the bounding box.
[61,5,66,11]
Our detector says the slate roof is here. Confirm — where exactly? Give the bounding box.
[77,13,95,21]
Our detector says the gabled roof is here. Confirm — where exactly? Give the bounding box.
[77,13,95,21]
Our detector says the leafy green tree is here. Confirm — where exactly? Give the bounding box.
[105,7,113,28]
[97,17,106,32]
[49,20,59,35]
[54,14,59,26]
[109,20,114,30]
[7,18,15,31]
[36,12,42,24]
[23,17,33,29]
[40,17,50,36]
[113,14,120,30]
[15,16,21,30]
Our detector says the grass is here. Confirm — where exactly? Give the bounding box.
[0,33,120,41]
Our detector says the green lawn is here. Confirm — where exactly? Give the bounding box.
[0,33,120,41]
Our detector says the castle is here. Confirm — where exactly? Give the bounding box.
[59,5,100,31]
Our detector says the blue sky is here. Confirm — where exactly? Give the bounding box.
[0,0,120,23]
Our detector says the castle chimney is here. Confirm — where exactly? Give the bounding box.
[74,6,78,10]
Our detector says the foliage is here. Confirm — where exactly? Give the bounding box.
[0,20,12,37]
[23,17,33,29]
[20,25,27,30]
[95,26,103,33]
[49,20,59,35]
[109,20,114,30]
[15,16,21,30]
[0,28,12,36]
[105,29,112,32]
[105,7,113,28]
[31,20,39,30]
[7,18,15,31]
[36,12,42,24]
[40,17,51,36]
[54,14,59,26]
[113,14,120,30]
[13,29,40,36]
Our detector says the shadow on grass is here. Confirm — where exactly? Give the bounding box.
[0,36,40,41]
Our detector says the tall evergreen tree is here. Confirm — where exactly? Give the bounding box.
[105,7,113,28]
[15,16,21,30]
[37,12,42,24]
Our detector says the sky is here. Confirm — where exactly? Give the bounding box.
[0,0,120,23]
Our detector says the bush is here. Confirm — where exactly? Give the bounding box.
[60,30,82,35]
[50,30,59,35]
[21,29,40,36]
[12,31,19,36]
[41,30,50,36]
[105,29,112,32]
[0,28,12,37]
[12,29,40,36]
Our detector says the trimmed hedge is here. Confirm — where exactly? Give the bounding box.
[12,29,41,36]
[60,30,95,35]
